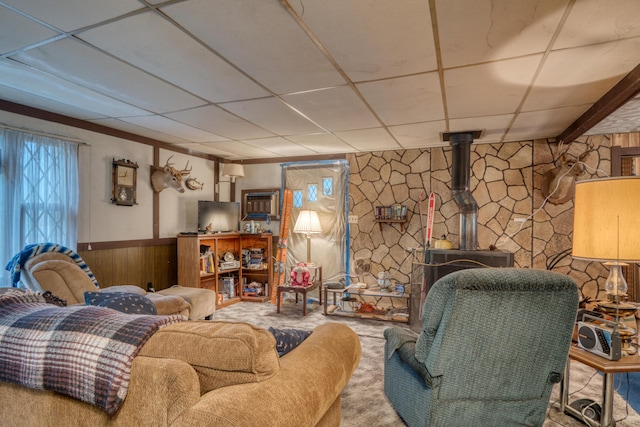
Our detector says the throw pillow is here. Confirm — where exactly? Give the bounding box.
[84,291,157,315]
[268,327,312,356]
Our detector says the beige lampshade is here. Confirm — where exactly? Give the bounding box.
[293,210,322,235]
[572,177,640,262]
[221,163,245,182]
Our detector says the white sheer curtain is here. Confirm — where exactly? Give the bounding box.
[1,128,79,286]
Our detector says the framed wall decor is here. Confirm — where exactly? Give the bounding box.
[112,158,138,206]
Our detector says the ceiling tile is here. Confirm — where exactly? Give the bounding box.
[289,0,436,82]
[242,137,318,157]
[445,55,542,118]
[11,38,207,114]
[436,0,567,68]
[88,118,192,144]
[0,85,107,120]
[200,141,282,160]
[173,142,237,158]
[77,11,269,102]
[0,58,149,117]
[333,128,402,151]
[357,72,444,126]
[165,105,273,140]
[388,121,447,148]
[448,115,514,144]
[555,0,640,49]
[0,5,60,54]
[161,0,345,94]
[524,38,640,111]
[2,0,142,32]
[119,115,227,142]
[506,104,590,141]
[287,133,357,154]
[283,86,380,132]
[220,97,324,135]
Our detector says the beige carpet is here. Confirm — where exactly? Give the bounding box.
[211,298,640,426]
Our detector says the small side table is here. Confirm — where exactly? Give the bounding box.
[560,344,640,427]
[276,265,323,316]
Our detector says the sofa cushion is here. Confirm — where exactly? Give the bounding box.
[84,291,157,315]
[139,321,280,393]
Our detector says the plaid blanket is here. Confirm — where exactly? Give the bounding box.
[0,292,185,414]
[5,243,98,288]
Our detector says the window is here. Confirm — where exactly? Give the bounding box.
[307,184,318,202]
[322,177,333,196]
[1,129,79,287]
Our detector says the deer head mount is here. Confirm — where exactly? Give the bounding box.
[150,155,192,193]
[541,142,594,204]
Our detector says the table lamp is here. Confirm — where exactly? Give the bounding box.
[572,176,640,355]
[293,210,322,265]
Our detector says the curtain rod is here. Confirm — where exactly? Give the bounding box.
[1,123,90,145]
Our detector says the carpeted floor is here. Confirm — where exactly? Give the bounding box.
[211,299,640,426]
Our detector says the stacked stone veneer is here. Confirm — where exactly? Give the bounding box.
[347,134,611,301]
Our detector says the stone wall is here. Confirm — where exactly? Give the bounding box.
[347,135,612,301]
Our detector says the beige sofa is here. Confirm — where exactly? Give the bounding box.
[0,319,362,427]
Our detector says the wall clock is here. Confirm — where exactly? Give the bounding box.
[112,159,138,206]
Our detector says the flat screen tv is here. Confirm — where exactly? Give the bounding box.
[197,201,240,233]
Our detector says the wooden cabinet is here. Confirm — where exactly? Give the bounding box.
[177,233,273,309]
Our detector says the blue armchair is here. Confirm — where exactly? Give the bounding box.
[384,268,579,427]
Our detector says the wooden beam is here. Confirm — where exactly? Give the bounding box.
[557,62,640,144]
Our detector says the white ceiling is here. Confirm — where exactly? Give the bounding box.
[1,0,640,160]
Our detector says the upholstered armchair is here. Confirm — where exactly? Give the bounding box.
[384,268,579,427]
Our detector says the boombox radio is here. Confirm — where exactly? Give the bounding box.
[577,314,621,361]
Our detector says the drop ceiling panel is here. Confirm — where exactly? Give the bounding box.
[357,73,444,126]
[11,38,206,114]
[506,105,590,141]
[0,58,150,117]
[220,97,324,135]
[388,121,447,148]
[448,115,514,144]
[200,141,281,159]
[174,142,236,158]
[77,12,269,102]
[88,118,192,144]
[0,6,60,54]
[292,0,436,82]
[554,0,640,50]
[436,0,566,68]
[242,137,318,157]
[2,0,142,32]
[287,133,358,154]
[585,93,640,135]
[0,85,107,121]
[162,0,345,94]
[524,39,640,111]
[165,105,273,140]
[119,115,226,142]
[445,55,542,119]
[283,86,380,132]
[334,128,402,152]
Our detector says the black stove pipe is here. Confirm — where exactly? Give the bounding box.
[449,132,478,250]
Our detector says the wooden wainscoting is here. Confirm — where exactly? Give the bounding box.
[78,244,177,291]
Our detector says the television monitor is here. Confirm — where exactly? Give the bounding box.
[197,201,240,233]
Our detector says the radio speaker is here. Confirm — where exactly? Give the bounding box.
[577,315,621,361]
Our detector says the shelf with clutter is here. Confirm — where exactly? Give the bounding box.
[374,204,408,231]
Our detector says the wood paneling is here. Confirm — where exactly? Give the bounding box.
[78,244,177,291]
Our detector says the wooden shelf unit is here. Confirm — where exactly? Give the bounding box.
[177,232,273,309]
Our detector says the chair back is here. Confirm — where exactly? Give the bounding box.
[22,253,98,304]
[413,268,578,423]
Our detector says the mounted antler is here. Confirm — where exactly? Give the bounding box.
[542,141,595,204]
[150,155,192,193]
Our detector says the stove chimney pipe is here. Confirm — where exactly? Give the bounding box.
[446,131,479,250]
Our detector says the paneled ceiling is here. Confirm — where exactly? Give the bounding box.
[1,0,640,160]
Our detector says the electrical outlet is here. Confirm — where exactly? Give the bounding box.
[348,215,358,224]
